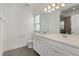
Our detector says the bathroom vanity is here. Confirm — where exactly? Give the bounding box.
[32,33,79,56]
[32,3,79,56]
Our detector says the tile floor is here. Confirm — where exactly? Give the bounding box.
[3,46,39,56]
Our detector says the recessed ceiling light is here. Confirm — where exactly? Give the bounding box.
[73,8,76,10]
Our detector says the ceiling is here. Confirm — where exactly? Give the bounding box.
[25,3,79,15]
[61,4,79,13]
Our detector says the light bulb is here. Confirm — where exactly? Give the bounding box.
[61,3,65,7]
[44,8,47,11]
[52,8,55,11]
[48,5,51,9]
[52,3,56,7]
[48,10,51,12]
[56,6,60,9]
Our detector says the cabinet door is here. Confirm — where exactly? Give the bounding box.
[38,37,71,56]
[33,35,40,51]
[33,35,46,55]
[45,44,71,56]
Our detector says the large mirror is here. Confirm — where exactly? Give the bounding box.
[36,3,79,35]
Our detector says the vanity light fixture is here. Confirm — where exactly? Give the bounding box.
[44,3,65,12]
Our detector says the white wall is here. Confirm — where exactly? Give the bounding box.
[71,14,79,35]
[40,11,60,33]
[0,4,4,55]
[0,21,3,55]
[3,4,34,51]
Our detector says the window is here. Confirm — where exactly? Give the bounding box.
[34,15,40,32]
[60,21,64,29]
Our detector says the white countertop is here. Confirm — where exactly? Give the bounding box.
[33,32,79,48]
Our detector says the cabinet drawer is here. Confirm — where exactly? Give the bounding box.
[33,35,47,55]
[39,37,72,56]
[44,38,79,55]
[43,43,71,56]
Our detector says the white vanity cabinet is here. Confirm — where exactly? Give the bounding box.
[33,35,76,56]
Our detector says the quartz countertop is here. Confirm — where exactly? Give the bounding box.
[33,32,79,49]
